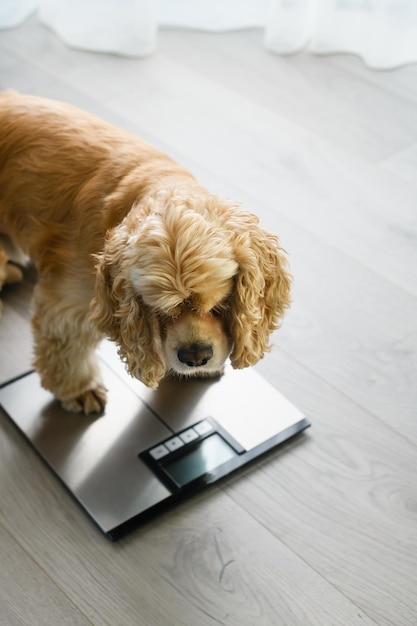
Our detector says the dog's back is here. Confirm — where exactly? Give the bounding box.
[0,91,192,272]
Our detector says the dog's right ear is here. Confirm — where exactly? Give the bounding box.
[89,225,166,389]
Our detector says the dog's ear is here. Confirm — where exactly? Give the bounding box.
[228,213,292,369]
[89,224,166,388]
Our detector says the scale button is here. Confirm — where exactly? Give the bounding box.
[149,444,170,460]
[180,428,199,444]
[165,436,185,452]
[194,420,214,436]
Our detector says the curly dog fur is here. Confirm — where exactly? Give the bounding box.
[0,91,292,413]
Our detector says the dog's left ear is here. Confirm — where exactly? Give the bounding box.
[228,213,292,369]
[89,224,166,388]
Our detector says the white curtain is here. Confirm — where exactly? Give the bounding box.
[1,0,417,69]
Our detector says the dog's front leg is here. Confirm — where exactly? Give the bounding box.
[31,283,107,414]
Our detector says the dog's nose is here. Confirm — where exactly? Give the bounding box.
[178,344,213,367]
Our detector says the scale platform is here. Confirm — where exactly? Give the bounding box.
[0,341,310,540]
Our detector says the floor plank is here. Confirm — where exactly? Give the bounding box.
[241,349,417,626]
[274,219,417,442]
[380,142,417,186]
[333,54,417,103]
[0,525,91,626]
[156,29,417,162]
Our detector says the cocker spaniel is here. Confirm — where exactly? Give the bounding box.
[0,91,292,413]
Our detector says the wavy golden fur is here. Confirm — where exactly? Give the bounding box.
[0,91,292,413]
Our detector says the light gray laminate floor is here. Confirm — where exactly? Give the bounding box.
[1,16,416,626]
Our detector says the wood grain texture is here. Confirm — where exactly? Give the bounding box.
[237,349,417,626]
[0,525,91,626]
[0,15,416,626]
[380,142,417,186]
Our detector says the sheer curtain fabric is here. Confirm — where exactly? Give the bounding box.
[1,0,417,69]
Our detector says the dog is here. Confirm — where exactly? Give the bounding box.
[0,91,292,414]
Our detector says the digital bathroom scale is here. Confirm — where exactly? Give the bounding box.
[0,341,310,540]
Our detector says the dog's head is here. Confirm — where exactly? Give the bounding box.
[90,190,292,388]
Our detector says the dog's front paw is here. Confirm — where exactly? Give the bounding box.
[61,384,107,414]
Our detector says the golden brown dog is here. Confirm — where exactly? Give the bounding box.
[0,91,292,413]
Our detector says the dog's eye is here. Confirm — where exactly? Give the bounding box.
[210,306,224,318]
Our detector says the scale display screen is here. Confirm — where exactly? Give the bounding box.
[162,433,237,487]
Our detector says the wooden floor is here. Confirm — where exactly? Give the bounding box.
[1,16,417,626]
